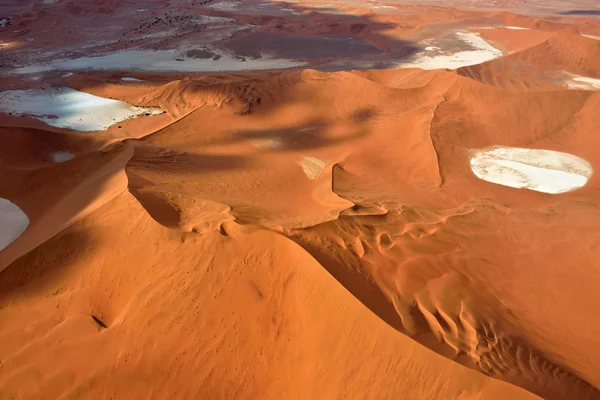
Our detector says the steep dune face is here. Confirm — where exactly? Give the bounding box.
[0,144,133,270]
[458,31,600,90]
[2,1,600,399]
[285,204,600,400]
[122,69,457,229]
[0,192,540,400]
[301,70,600,398]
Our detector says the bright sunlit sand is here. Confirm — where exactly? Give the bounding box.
[581,33,600,40]
[504,26,531,30]
[563,72,600,90]
[298,156,329,179]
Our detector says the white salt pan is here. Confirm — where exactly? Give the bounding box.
[52,151,75,162]
[0,88,162,131]
[401,32,502,70]
[470,147,592,194]
[474,26,529,30]
[15,50,308,74]
[122,77,145,82]
[205,1,239,11]
[0,199,29,251]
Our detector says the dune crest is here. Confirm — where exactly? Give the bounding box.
[1,0,600,399]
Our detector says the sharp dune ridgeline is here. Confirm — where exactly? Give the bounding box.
[1,0,600,399]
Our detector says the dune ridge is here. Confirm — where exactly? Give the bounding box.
[2,1,600,399]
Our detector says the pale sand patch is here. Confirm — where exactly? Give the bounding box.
[205,1,240,11]
[278,8,301,15]
[472,26,529,30]
[0,199,29,251]
[250,138,285,149]
[470,147,592,194]
[297,126,318,132]
[563,72,600,90]
[52,151,75,163]
[581,33,600,40]
[400,32,502,70]
[298,157,329,180]
[15,49,308,74]
[0,88,163,132]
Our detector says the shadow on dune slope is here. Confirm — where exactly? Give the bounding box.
[0,226,95,301]
[560,10,600,16]
[2,3,600,399]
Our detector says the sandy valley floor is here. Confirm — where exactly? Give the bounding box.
[1,0,600,399]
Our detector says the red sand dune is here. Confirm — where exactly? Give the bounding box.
[1,0,600,399]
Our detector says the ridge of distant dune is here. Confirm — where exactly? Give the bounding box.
[2,3,600,399]
[458,30,600,90]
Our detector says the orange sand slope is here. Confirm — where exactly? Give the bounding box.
[0,192,540,400]
[1,0,600,399]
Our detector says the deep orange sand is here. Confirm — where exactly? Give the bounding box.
[1,1,600,399]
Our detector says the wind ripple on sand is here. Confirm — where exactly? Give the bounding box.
[287,200,600,400]
[2,19,600,397]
